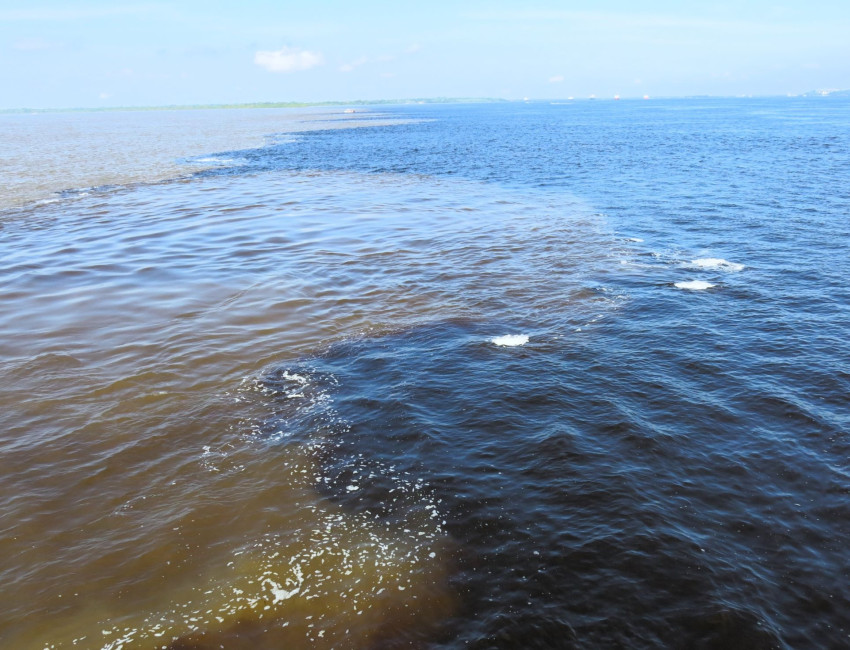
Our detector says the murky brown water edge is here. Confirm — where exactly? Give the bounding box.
[0,107,412,211]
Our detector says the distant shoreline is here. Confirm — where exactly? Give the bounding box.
[0,97,508,115]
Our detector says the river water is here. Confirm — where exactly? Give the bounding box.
[1,99,849,649]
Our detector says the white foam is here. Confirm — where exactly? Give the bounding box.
[264,578,299,603]
[279,371,310,385]
[688,258,745,272]
[626,237,644,242]
[491,334,529,347]
[192,156,236,164]
[674,280,715,290]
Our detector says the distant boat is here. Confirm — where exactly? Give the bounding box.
[614,94,620,100]
[589,94,596,100]
[343,108,356,113]
[643,94,650,100]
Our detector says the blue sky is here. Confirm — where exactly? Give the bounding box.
[2,0,849,108]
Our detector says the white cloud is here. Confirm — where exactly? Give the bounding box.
[254,46,323,73]
[549,75,564,83]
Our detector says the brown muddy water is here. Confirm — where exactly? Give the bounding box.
[0,107,404,211]
[0,112,609,649]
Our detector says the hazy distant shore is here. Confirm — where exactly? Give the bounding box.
[3,90,846,115]
[0,97,507,115]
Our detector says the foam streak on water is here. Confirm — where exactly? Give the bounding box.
[490,334,530,347]
[674,280,716,290]
[688,258,745,272]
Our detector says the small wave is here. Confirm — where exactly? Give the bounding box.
[57,188,93,198]
[626,237,644,243]
[491,334,529,347]
[674,280,715,291]
[688,258,745,272]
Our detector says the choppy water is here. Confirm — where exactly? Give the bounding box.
[2,98,849,649]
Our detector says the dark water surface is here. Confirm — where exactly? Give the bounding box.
[2,99,849,648]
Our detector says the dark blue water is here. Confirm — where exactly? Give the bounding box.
[241,99,850,648]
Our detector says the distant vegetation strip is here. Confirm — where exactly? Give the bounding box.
[1,98,508,115]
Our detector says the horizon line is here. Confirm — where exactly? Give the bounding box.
[2,91,846,114]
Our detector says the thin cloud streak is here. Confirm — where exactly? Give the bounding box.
[340,56,368,73]
[462,9,818,36]
[12,38,61,51]
[0,4,162,21]
[254,46,323,73]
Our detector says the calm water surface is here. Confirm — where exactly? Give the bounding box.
[0,107,404,209]
[1,99,849,649]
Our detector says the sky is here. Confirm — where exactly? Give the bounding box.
[1,0,849,109]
